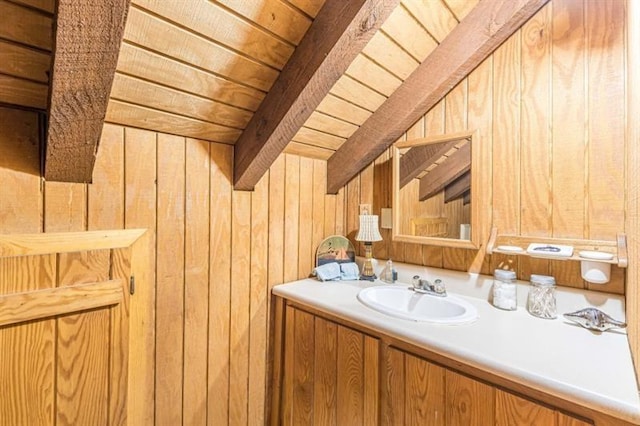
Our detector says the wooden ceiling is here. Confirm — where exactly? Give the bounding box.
[0,0,475,150]
[108,0,477,157]
[0,0,549,189]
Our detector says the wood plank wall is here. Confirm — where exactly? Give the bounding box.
[0,106,343,425]
[351,0,628,295]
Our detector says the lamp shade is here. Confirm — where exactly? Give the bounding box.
[355,215,382,242]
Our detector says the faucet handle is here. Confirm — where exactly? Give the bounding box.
[433,279,447,295]
[411,275,422,290]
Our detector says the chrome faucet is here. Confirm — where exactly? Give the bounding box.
[411,275,447,297]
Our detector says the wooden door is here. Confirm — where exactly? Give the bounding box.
[0,230,145,426]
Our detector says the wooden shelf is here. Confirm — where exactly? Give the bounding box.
[486,228,628,268]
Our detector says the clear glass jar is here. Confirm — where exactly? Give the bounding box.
[527,274,557,319]
[492,269,517,311]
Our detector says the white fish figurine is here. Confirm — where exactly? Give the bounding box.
[563,308,627,332]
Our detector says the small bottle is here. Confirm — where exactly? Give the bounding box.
[527,274,557,319]
[492,269,517,310]
[381,260,395,283]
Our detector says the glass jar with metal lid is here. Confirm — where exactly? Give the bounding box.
[527,274,557,319]
[492,269,517,310]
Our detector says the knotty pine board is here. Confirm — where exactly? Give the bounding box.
[248,171,269,425]
[155,134,186,425]
[208,143,233,424]
[183,139,210,425]
[123,127,157,426]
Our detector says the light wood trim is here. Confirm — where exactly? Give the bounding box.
[45,0,131,183]
[0,229,146,258]
[110,248,132,425]
[327,0,550,193]
[233,0,400,191]
[0,279,123,327]
[395,131,474,149]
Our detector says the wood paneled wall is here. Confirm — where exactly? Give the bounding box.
[350,0,628,295]
[0,106,343,425]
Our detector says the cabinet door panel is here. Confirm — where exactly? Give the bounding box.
[446,369,495,424]
[363,336,379,426]
[381,346,405,426]
[292,309,315,425]
[313,317,338,426]
[557,413,592,426]
[405,353,445,425]
[496,389,556,425]
[337,325,364,425]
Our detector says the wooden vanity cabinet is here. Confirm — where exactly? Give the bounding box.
[271,298,617,426]
[273,304,380,425]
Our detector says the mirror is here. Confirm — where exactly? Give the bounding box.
[392,130,488,249]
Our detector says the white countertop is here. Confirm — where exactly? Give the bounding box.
[272,262,640,423]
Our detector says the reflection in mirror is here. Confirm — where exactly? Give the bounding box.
[392,131,483,249]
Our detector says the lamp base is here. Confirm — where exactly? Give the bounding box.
[359,242,377,281]
[359,273,376,282]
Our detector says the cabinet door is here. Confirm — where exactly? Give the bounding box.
[446,369,495,424]
[0,249,131,426]
[496,391,592,426]
[381,348,452,426]
[280,306,379,426]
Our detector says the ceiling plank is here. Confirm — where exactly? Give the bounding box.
[326,0,549,194]
[45,0,131,182]
[419,143,470,201]
[399,140,460,188]
[233,0,400,191]
[444,171,471,203]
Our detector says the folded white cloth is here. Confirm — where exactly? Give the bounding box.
[340,262,360,280]
[314,262,341,281]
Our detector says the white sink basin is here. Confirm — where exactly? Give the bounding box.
[357,285,478,325]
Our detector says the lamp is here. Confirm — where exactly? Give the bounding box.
[355,214,383,281]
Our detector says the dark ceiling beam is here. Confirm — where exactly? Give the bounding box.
[419,143,470,201]
[326,0,550,194]
[233,0,400,191]
[444,171,471,203]
[399,140,459,188]
[44,0,131,182]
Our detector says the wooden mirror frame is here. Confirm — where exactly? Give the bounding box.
[392,130,490,249]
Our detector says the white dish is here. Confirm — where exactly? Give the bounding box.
[496,245,524,253]
[526,243,574,258]
[579,250,614,261]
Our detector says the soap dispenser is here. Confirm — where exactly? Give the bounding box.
[381,259,396,283]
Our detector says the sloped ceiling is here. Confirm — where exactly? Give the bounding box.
[106,0,476,157]
[1,0,545,190]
